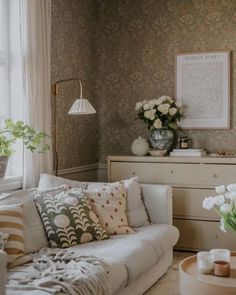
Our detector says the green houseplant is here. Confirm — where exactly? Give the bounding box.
[0,119,50,177]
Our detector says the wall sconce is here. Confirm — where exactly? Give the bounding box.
[52,77,96,175]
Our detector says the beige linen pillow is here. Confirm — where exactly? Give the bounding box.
[0,204,24,265]
[86,182,134,235]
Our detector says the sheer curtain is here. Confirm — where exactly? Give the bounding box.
[0,0,24,177]
[19,0,53,188]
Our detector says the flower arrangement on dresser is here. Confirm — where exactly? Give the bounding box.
[135,96,182,151]
[203,183,236,233]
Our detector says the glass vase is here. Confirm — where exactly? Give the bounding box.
[149,128,174,151]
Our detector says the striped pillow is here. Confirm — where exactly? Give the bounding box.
[0,204,24,265]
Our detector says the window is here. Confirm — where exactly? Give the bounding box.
[0,0,24,178]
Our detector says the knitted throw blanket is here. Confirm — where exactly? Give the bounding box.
[6,248,111,295]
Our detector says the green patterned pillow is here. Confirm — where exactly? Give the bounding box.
[34,188,109,248]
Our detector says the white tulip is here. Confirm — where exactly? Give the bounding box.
[220,218,227,233]
[225,191,236,201]
[202,196,215,210]
[213,194,225,206]
[226,183,236,191]
[220,203,232,214]
[215,185,225,194]
[135,101,143,111]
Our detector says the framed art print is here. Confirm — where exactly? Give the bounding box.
[175,51,230,129]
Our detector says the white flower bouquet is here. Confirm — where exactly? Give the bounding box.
[135,96,182,130]
[203,184,236,232]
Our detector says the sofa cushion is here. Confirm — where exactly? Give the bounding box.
[0,204,24,265]
[70,223,179,283]
[34,188,109,248]
[0,190,48,254]
[38,173,88,191]
[87,182,134,235]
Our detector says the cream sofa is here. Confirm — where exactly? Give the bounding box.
[0,183,179,295]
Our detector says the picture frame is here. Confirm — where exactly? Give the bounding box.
[175,51,230,129]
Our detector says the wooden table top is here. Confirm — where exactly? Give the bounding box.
[179,253,236,295]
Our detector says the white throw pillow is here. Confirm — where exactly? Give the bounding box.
[38,173,88,191]
[121,177,149,227]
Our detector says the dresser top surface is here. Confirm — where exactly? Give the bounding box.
[107,155,236,164]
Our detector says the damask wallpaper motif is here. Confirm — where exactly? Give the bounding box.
[52,0,236,169]
[51,0,98,170]
[96,0,236,162]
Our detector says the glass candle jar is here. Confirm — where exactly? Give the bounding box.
[178,136,190,149]
[210,249,230,263]
[197,251,214,274]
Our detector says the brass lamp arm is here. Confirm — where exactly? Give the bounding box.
[52,77,83,98]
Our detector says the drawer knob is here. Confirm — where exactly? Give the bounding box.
[213,174,218,178]
[131,171,136,175]
[213,234,218,239]
[171,170,174,174]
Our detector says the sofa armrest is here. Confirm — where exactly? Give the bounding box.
[0,250,7,295]
[140,184,172,225]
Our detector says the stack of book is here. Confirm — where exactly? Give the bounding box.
[169,149,207,157]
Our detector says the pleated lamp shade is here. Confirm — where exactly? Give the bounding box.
[68,98,96,115]
[68,80,96,115]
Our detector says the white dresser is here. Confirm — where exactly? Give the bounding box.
[107,155,236,251]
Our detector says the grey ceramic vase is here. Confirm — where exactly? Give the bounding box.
[149,128,174,151]
[0,156,8,178]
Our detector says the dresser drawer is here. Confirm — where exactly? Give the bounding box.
[110,162,236,187]
[174,219,236,251]
[173,188,218,220]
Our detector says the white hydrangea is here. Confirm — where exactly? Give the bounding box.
[135,101,143,111]
[157,103,170,115]
[153,118,162,129]
[169,107,177,116]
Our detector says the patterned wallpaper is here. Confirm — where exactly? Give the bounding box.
[52,0,236,168]
[51,0,98,170]
[96,0,236,162]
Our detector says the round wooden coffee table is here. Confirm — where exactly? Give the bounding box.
[179,253,236,295]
